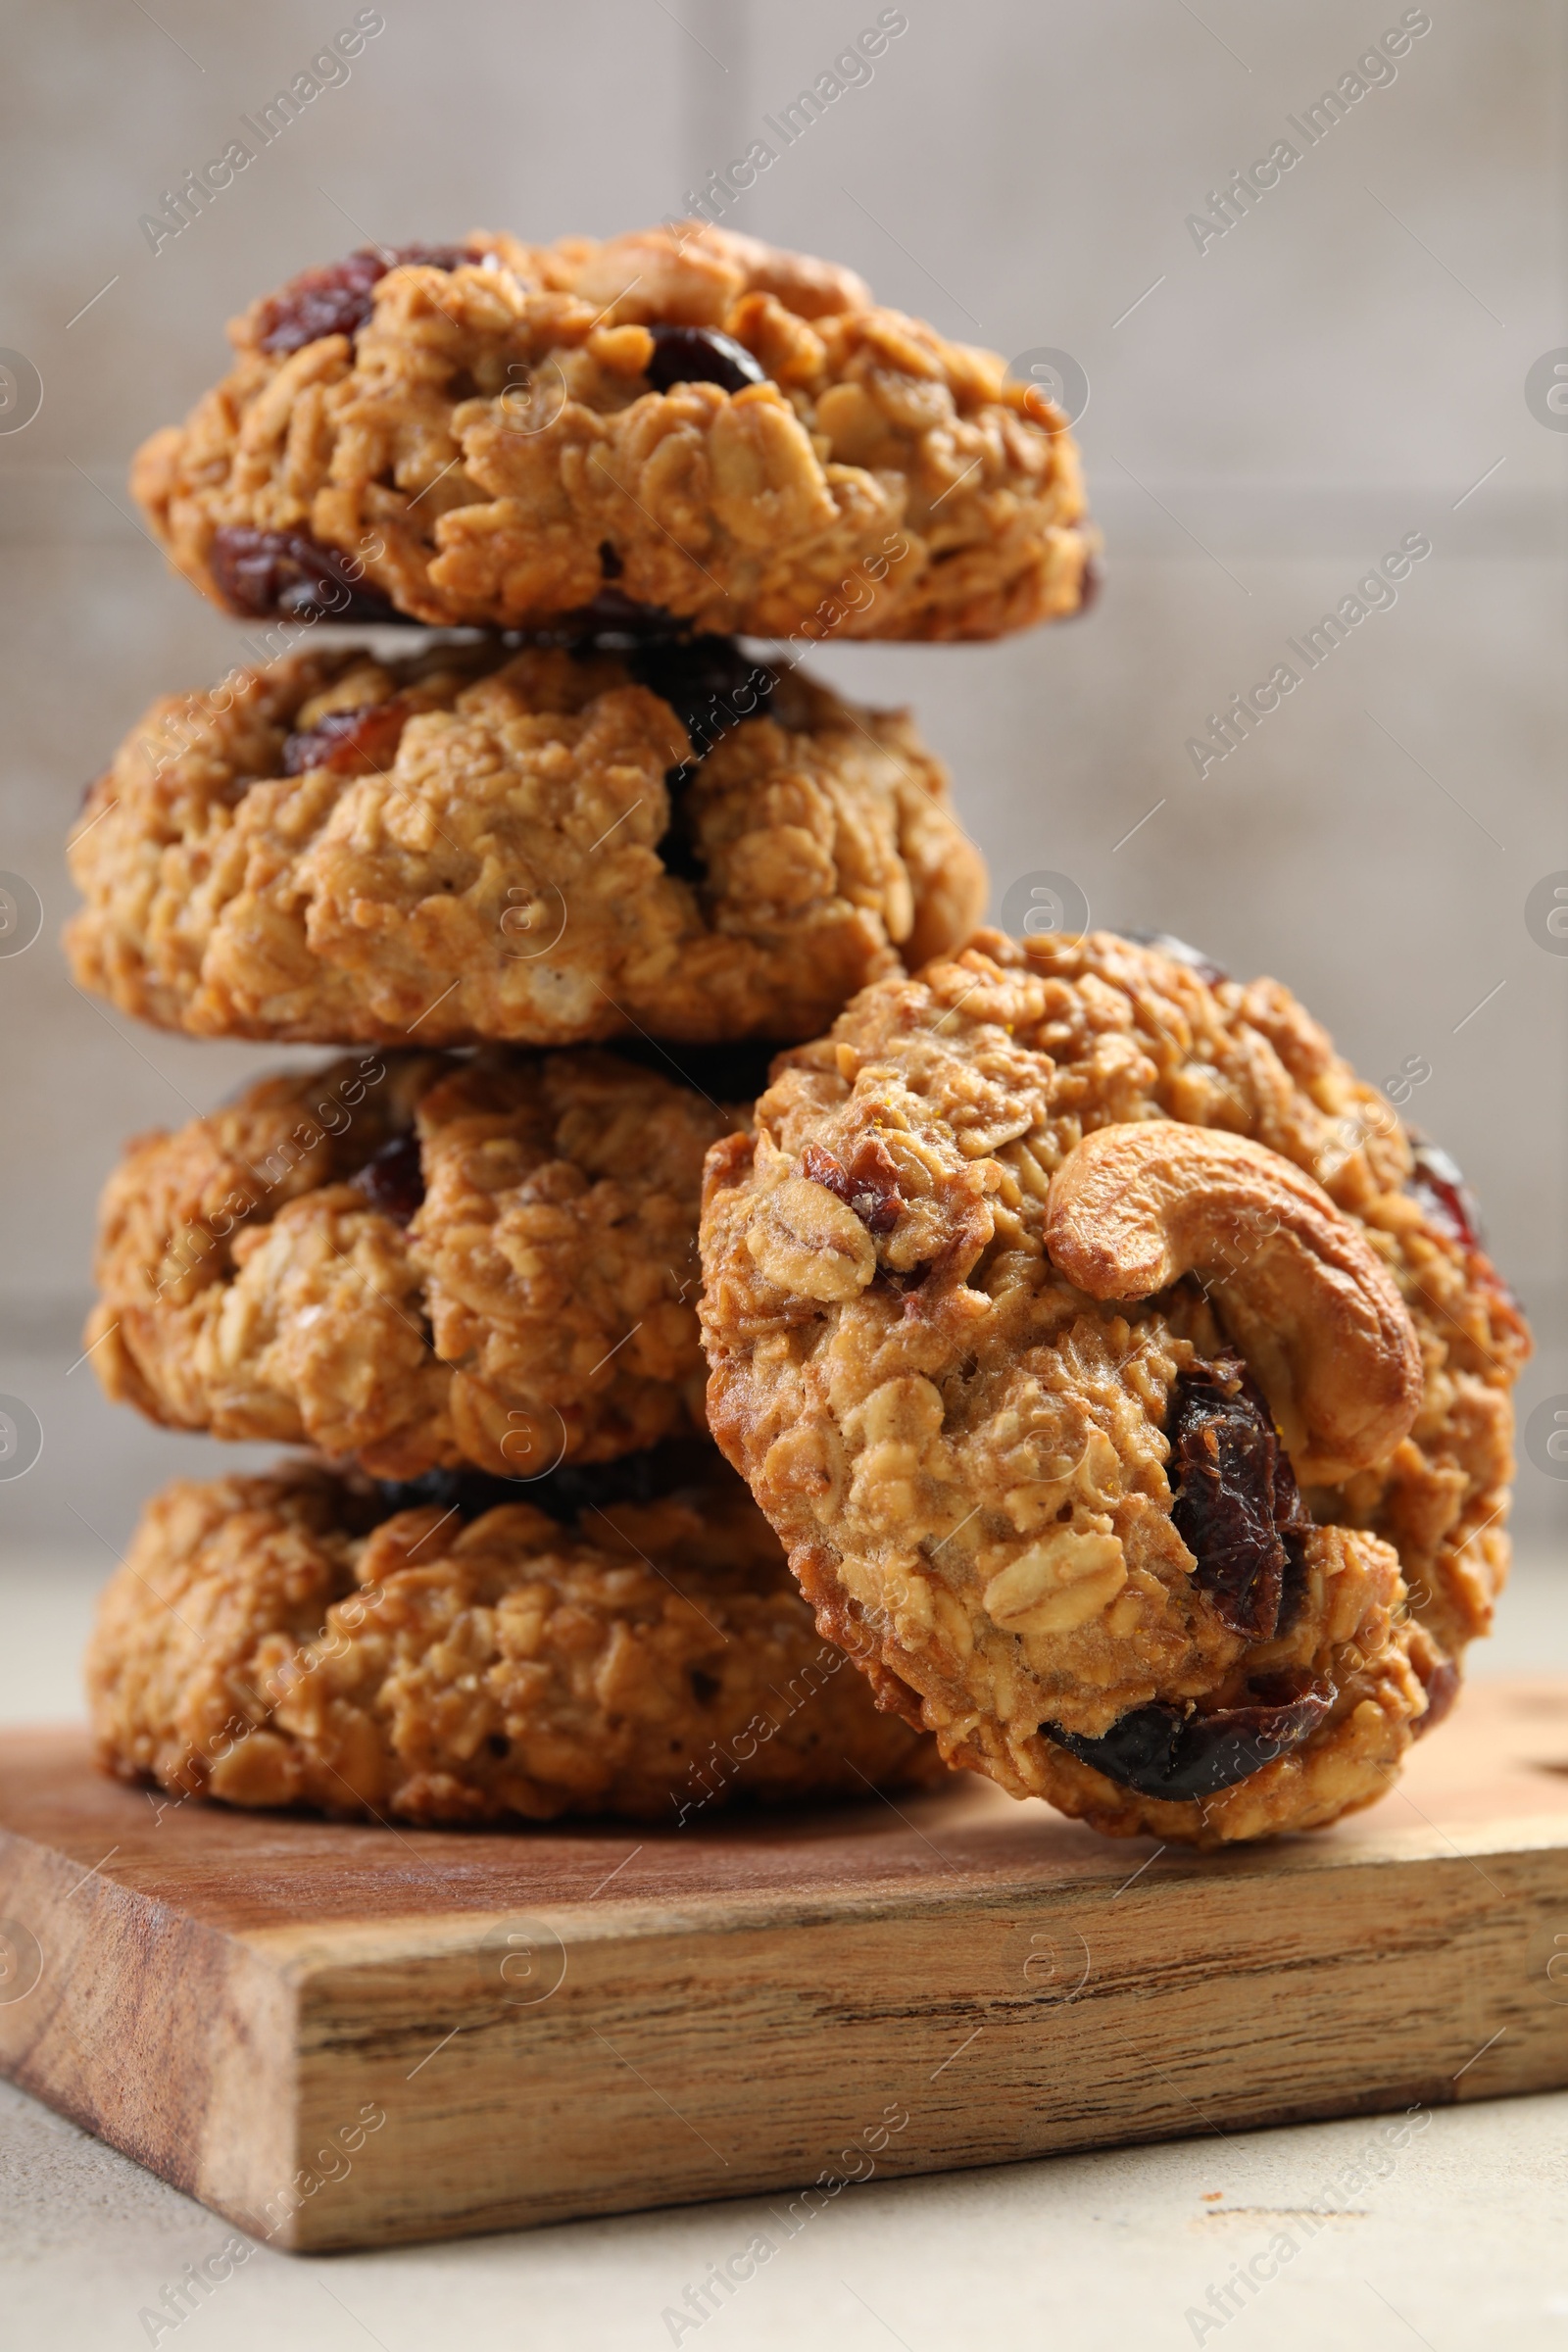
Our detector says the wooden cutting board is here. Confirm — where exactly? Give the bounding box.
[3,1681,1568,2252]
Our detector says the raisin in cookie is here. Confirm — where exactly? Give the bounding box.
[85,1450,941,1825]
[699,932,1529,1846]
[67,637,984,1047]
[130,221,1091,640]
[88,1045,765,1479]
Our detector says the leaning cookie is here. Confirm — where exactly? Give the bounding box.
[85,1451,942,1824]
[699,931,1529,1846]
[131,220,1090,642]
[88,1045,760,1479]
[67,637,984,1047]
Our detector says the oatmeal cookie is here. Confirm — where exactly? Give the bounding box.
[85,1451,941,1824]
[66,636,984,1047]
[88,1045,760,1478]
[699,931,1529,1846]
[130,221,1091,640]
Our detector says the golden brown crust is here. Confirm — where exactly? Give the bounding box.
[89,1048,748,1477]
[84,1455,942,1825]
[698,932,1531,1845]
[131,222,1090,641]
[65,640,986,1047]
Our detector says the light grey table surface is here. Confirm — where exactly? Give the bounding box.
[3,1548,1566,2352]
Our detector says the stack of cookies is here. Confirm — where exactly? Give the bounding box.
[72,222,1526,1849]
[70,220,1084,1828]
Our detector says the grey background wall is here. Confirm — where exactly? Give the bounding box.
[2,0,1565,1576]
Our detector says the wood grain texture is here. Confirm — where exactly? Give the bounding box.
[2,1681,1568,2251]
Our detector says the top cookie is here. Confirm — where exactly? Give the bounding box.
[699,932,1530,1846]
[130,222,1092,640]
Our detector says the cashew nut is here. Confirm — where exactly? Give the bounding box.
[1043,1120,1422,1483]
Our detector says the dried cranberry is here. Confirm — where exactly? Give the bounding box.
[1043,1678,1334,1801]
[258,243,473,355]
[609,634,774,880]
[209,527,404,623]
[803,1142,854,1202]
[374,1435,719,1526]
[1407,1140,1483,1250]
[847,1139,906,1235]
[1167,1354,1305,1642]
[353,1131,425,1226]
[645,324,766,396]
[1121,929,1229,989]
[375,1466,531,1523]
[557,618,778,884]
[1411,1653,1459,1739]
[281,700,411,778]
[803,1137,905,1236]
[624,636,776,757]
